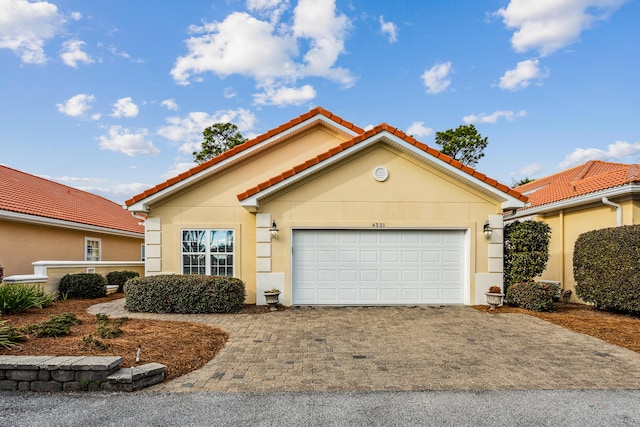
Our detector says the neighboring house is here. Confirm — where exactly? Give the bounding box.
[126,107,526,306]
[0,165,144,277]
[508,160,640,302]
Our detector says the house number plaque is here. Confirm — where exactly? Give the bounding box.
[372,223,385,228]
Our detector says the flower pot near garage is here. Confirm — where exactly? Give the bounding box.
[485,285,504,310]
[264,289,281,311]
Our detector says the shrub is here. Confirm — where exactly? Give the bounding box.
[22,312,81,337]
[0,283,57,315]
[503,220,551,294]
[505,281,556,312]
[59,273,107,299]
[95,313,127,339]
[106,270,140,293]
[124,274,246,314]
[0,265,4,282]
[0,320,23,349]
[574,225,640,313]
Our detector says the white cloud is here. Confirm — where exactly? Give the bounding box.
[224,87,237,99]
[515,163,542,177]
[44,175,150,203]
[421,61,452,94]
[379,15,398,43]
[495,0,626,56]
[499,59,549,91]
[559,140,640,168]
[406,121,433,138]
[97,126,159,156]
[70,11,81,21]
[110,97,139,118]
[253,84,316,106]
[157,108,257,154]
[60,39,93,68]
[463,110,527,124]
[56,93,95,117]
[107,45,143,63]
[171,0,353,105]
[161,161,197,179]
[161,99,178,111]
[0,0,66,63]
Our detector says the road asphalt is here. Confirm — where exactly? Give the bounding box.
[2,389,640,426]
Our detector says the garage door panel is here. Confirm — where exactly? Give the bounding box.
[293,230,465,305]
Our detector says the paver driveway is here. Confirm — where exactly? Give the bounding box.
[89,300,640,392]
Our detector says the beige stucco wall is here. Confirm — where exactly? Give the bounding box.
[145,127,504,305]
[533,199,640,303]
[0,219,143,277]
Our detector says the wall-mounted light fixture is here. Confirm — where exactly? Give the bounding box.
[483,221,493,240]
[270,220,279,239]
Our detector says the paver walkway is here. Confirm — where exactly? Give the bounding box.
[89,299,640,392]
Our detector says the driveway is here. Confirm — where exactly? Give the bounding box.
[89,300,640,392]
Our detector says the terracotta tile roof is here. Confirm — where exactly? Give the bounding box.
[125,107,364,207]
[0,165,143,235]
[237,123,527,203]
[514,160,640,209]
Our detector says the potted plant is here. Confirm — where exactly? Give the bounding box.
[264,288,281,311]
[485,285,504,310]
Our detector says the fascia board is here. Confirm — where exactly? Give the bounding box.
[241,131,524,209]
[128,115,361,212]
[507,184,640,219]
[0,209,143,239]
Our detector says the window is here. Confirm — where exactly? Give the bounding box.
[141,244,145,261]
[85,238,101,261]
[181,229,234,276]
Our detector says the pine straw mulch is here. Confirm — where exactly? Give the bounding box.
[473,303,640,354]
[0,293,275,381]
[3,295,640,382]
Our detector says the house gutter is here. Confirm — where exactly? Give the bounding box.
[601,197,622,226]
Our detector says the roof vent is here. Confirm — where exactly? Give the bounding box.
[373,166,389,182]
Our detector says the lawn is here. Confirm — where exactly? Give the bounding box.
[3,294,640,383]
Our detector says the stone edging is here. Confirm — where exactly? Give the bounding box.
[0,355,165,392]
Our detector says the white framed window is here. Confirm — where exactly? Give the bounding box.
[181,229,234,277]
[85,237,101,261]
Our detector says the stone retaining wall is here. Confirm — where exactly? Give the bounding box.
[0,355,165,392]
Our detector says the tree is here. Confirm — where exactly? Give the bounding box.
[193,123,248,164]
[434,124,488,167]
[512,177,535,187]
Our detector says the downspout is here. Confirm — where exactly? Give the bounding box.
[601,197,622,227]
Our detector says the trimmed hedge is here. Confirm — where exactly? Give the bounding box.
[124,274,245,313]
[59,273,107,299]
[505,281,555,312]
[106,270,140,292]
[574,225,640,314]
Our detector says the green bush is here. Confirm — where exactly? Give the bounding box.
[0,283,57,314]
[59,273,107,299]
[504,220,551,294]
[124,274,245,313]
[22,312,81,337]
[574,225,640,314]
[0,320,23,349]
[106,270,140,293]
[95,313,127,338]
[505,281,556,312]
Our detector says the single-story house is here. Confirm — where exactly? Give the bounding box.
[126,107,527,306]
[508,160,640,302]
[0,165,144,281]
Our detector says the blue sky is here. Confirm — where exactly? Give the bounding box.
[1,0,639,204]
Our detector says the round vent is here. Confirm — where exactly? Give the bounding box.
[373,166,389,182]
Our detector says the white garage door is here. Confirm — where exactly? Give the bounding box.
[292,229,465,305]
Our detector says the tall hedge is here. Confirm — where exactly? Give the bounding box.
[59,273,107,299]
[106,270,140,292]
[574,225,640,313]
[503,220,551,293]
[124,274,245,313]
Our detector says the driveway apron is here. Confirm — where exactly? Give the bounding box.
[88,300,640,392]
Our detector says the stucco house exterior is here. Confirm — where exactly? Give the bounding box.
[508,161,640,302]
[0,165,144,284]
[126,107,527,306]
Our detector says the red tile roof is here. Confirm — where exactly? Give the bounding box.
[237,123,527,203]
[125,106,365,207]
[0,165,143,235]
[514,160,640,209]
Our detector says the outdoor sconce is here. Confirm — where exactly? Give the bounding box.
[270,220,279,239]
[483,221,493,240]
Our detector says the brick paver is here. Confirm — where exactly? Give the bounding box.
[88,300,640,392]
